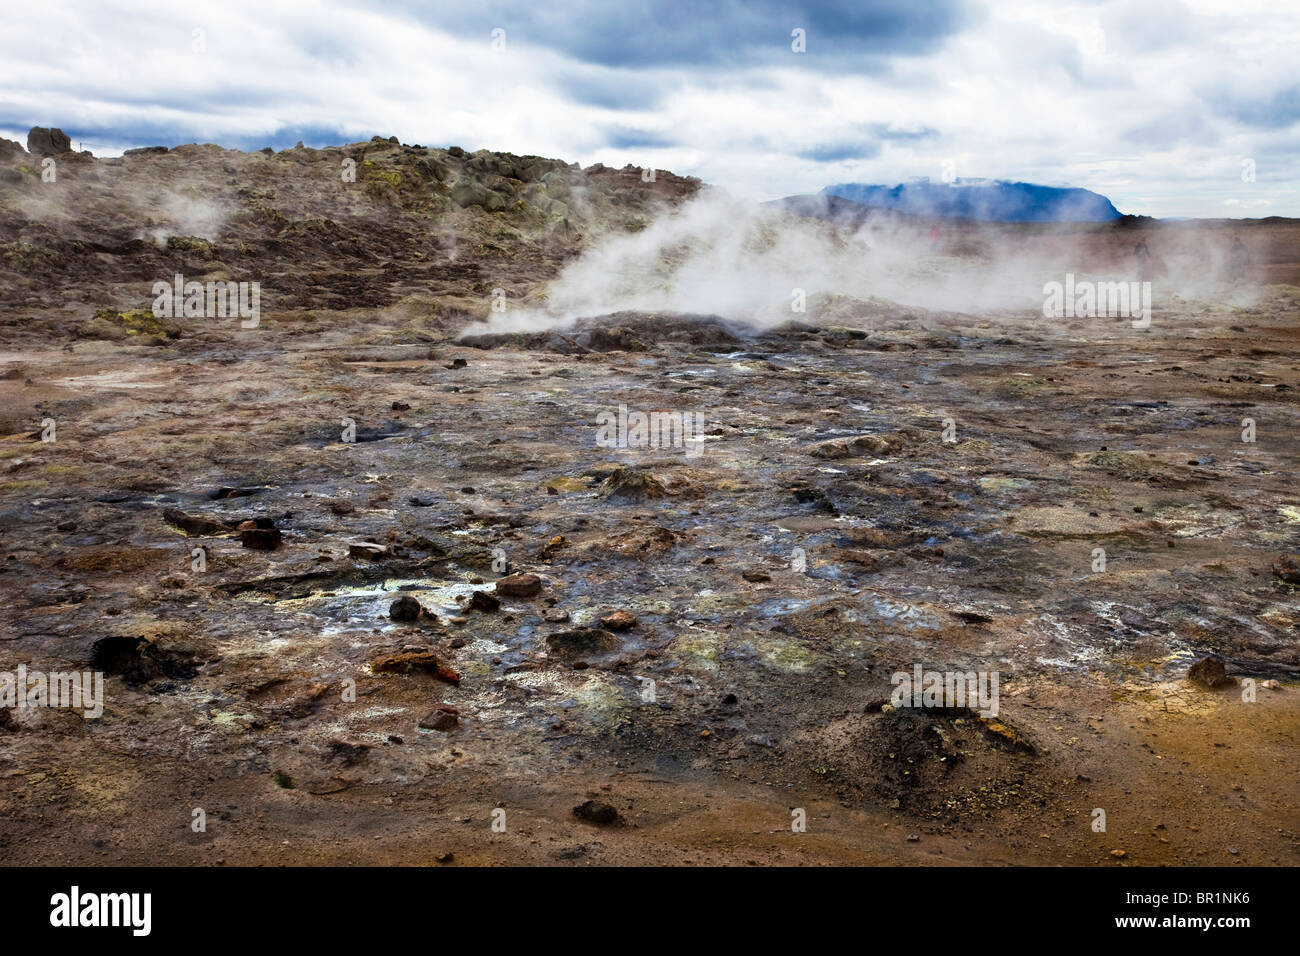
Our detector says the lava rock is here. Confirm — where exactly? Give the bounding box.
[389,596,423,621]
[1187,656,1233,689]
[495,572,542,598]
[464,590,500,612]
[1272,554,1300,584]
[598,609,637,631]
[572,800,622,826]
[27,126,71,157]
[162,508,231,536]
[369,651,460,685]
[240,527,282,550]
[418,706,460,732]
[89,636,198,685]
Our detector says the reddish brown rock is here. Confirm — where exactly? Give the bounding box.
[369,651,460,685]
[495,572,542,598]
[1273,554,1300,585]
[599,609,637,631]
[464,590,501,612]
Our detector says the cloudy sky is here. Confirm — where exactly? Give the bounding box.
[1,0,1296,217]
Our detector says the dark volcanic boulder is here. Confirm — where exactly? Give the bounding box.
[27,126,72,156]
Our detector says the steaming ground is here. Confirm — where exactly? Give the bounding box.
[463,191,1272,336]
[1,139,1299,865]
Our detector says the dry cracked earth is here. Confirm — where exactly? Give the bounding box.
[1,135,1298,866]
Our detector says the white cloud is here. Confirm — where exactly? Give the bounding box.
[0,0,1295,217]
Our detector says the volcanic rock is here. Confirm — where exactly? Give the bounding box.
[1187,656,1233,689]
[495,572,542,598]
[27,126,71,157]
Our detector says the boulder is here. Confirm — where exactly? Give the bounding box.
[494,572,542,598]
[27,126,71,157]
[450,176,507,212]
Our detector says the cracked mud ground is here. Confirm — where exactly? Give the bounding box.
[1,142,1298,866]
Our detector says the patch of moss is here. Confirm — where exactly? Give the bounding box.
[0,479,46,494]
[165,235,214,256]
[80,308,181,342]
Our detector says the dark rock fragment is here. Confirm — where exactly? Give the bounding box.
[573,800,622,826]
[1187,656,1233,689]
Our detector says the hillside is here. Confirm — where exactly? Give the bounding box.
[0,129,701,342]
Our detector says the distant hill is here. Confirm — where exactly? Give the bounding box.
[815,179,1122,222]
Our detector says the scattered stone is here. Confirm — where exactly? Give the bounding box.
[56,520,77,532]
[1187,656,1233,689]
[89,636,198,685]
[808,433,905,459]
[240,527,282,550]
[1272,554,1300,584]
[369,651,460,685]
[391,401,411,411]
[572,799,622,826]
[418,706,460,732]
[389,596,423,621]
[1110,849,1126,859]
[831,548,880,570]
[495,572,542,598]
[464,590,500,612]
[349,541,389,559]
[543,608,570,623]
[162,508,230,536]
[598,609,636,630]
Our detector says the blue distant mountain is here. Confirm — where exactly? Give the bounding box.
[819,178,1122,222]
